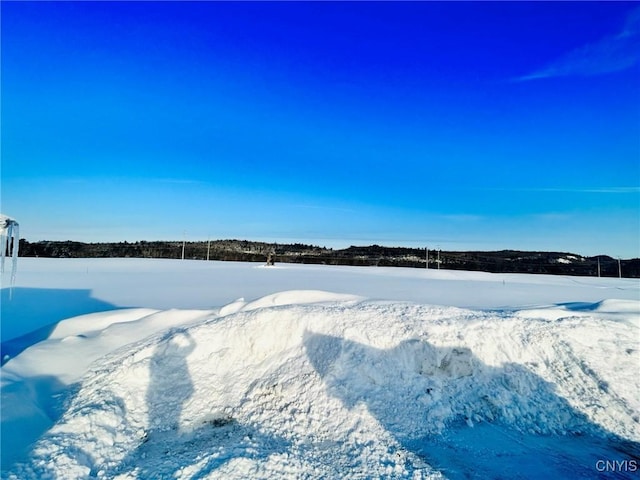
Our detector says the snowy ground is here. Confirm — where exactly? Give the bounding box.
[1,258,639,479]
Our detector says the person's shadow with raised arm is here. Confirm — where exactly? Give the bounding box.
[146,330,196,436]
[115,328,289,479]
[304,333,640,479]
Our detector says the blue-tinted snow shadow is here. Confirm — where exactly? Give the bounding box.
[1,287,118,363]
[115,329,290,479]
[0,374,81,470]
[304,333,640,480]
[117,417,290,480]
[1,288,118,470]
[556,301,604,312]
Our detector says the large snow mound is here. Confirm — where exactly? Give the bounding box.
[3,292,639,479]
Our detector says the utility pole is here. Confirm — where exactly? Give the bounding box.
[181,231,186,261]
[618,258,622,278]
[207,237,211,261]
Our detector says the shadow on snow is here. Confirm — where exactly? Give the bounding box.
[1,288,118,469]
[116,329,289,479]
[1,287,118,363]
[304,333,640,479]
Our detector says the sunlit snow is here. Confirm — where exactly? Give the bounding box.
[1,258,639,479]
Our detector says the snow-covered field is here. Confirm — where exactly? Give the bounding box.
[2,258,639,479]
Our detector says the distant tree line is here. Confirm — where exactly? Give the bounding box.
[17,239,640,278]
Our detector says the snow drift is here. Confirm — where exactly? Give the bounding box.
[3,291,639,479]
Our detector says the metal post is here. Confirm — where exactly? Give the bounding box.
[618,258,622,278]
[181,231,186,260]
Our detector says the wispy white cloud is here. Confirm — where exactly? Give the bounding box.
[439,214,484,222]
[528,187,640,194]
[487,186,640,194]
[529,213,573,221]
[515,7,640,81]
[55,177,209,186]
[291,204,358,214]
[151,178,208,185]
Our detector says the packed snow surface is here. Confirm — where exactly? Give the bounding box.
[2,259,639,479]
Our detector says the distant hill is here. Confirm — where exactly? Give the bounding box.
[17,239,640,278]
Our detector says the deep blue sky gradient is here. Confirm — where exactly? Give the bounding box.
[2,2,639,256]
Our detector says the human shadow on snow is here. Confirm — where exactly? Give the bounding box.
[116,329,289,479]
[146,329,196,435]
[304,333,640,480]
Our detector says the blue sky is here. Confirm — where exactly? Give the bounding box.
[2,1,639,257]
